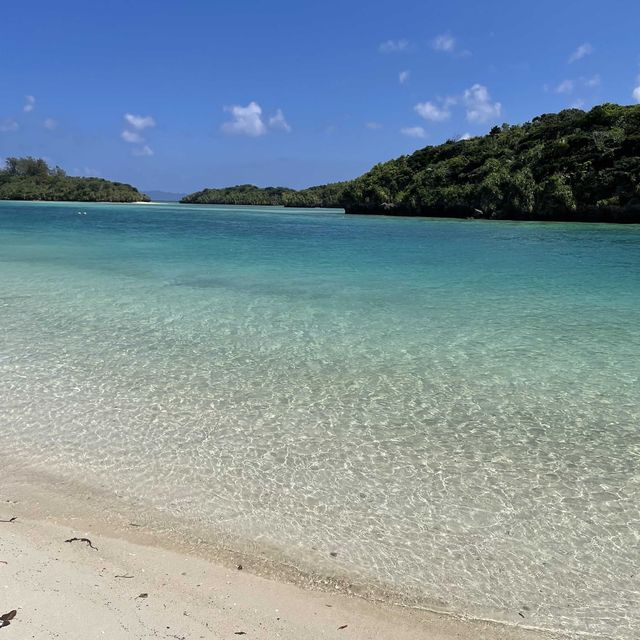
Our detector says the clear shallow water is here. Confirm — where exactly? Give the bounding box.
[1,201,639,638]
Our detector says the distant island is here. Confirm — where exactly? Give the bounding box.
[145,190,187,202]
[0,157,148,202]
[182,103,640,222]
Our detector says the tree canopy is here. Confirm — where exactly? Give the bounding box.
[0,157,149,202]
[182,103,640,222]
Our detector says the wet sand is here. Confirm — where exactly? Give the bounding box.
[0,471,556,640]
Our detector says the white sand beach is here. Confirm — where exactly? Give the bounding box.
[0,471,554,640]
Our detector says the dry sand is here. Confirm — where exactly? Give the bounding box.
[0,471,558,640]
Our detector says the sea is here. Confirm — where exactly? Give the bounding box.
[1,201,638,639]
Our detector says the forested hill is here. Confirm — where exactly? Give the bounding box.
[0,157,148,202]
[182,103,640,222]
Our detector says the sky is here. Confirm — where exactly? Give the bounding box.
[1,0,640,193]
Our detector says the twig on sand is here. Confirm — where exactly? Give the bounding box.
[65,537,98,550]
[115,574,134,579]
[0,517,16,523]
[338,624,348,630]
[0,610,17,629]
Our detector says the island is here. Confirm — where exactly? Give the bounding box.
[182,103,640,222]
[0,157,149,202]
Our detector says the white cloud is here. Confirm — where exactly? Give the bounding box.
[43,117,58,130]
[0,118,19,132]
[124,113,156,130]
[365,121,383,129]
[459,132,473,140]
[415,100,451,122]
[399,70,410,84]
[121,113,155,150]
[584,74,601,88]
[121,129,144,143]
[23,95,35,113]
[555,79,575,94]
[221,101,267,137]
[633,85,640,103]
[132,145,154,157]
[268,108,291,132]
[379,39,408,53]
[568,43,593,63]
[432,33,455,53]
[401,126,426,139]
[463,84,502,123]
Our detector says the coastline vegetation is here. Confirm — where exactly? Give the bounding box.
[182,103,640,222]
[0,157,149,202]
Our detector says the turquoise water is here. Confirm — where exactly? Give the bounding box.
[1,201,639,638]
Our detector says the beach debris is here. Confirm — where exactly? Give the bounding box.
[128,522,142,527]
[137,593,148,599]
[237,564,243,570]
[65,537,98,550]
[0,517,16,523]
[0,610,16,629]
[518,612,525,618]
[329,551,338,557]
[233,633,247,636]
[115,574,134,579]
[338,624,348,630]
[0,561,7,565]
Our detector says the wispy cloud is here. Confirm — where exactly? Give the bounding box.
[0,118,19,132]
[547,75,601,95]
[432,33,455,53]
[555,79,575,94]
[268,108,292,132]
[43,117,58,130]
[379,39,409,53]
[401,126,426,139]
[124,113,156,130]
[568,43,593,63]
[584,74,601,88]
[458,132,473,140]
[122,112,156,157]
[365,121,383,130]
[463,84,502,123]
[23,95,35,113]
[399,70,410,85]
[415,100,453,122]
[121,129,144,143]
[634,76,640,103]
[132,145,154,157]
[222,101,267,137]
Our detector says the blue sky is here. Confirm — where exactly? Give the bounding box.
[1,0,639,192]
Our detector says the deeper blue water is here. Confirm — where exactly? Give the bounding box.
[1,201,639,639]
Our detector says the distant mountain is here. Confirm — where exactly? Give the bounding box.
[145,190,187,202]
[182,103,640,223]
[0,157,148,202]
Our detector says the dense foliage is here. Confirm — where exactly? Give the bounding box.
[182,184,297,205]
[183,103,640,222]
[0,157,149,202]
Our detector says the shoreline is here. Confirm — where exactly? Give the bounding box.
[2,199,640,224]
[0,464,562,640]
